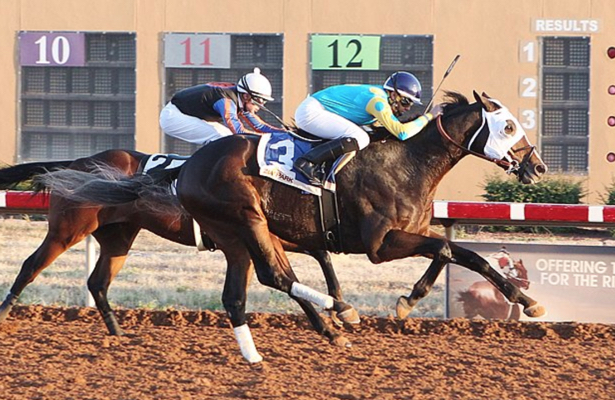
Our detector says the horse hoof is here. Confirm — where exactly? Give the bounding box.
[330,311,343,327]
[337,307,360,325]
[524,304,546,318]
[331,335,352,348]
[0,308,11,323]
[396,296,413,319]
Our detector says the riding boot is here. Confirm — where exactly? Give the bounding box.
[293,137,360,186]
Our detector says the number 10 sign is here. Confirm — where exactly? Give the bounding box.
[19,32,85,67]
[164,33,231,69]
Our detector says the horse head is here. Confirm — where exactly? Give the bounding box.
[509,259,530,290]
[437,91,547,184]
[472,91,547,184]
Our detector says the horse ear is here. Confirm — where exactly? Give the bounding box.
[473,90,498,112]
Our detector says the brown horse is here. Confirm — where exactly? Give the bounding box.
[457,249,530,320]
[0,150,355,336]
[40,91,548,363]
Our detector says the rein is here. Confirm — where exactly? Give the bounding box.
[436,115,533,176]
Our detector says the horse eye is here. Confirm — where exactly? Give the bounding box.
[504,122,515,135]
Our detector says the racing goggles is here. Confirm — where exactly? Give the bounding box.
[251,96,267,106]
[398,96,413,107]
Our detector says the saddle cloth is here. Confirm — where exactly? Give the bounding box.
[257,132,347,195]
[139,153,190,175]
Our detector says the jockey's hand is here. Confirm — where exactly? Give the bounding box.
[430,103,445,117]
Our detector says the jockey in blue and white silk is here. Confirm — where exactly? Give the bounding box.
[159,68,286,145]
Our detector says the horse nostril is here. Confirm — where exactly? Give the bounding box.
[535,164,547,175]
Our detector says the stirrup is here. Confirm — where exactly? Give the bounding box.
[294,159,323,186]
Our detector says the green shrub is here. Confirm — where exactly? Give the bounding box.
[481,174,585,204]
[472,175,585,234]
[602,180,615,205]
[600,181,615,237]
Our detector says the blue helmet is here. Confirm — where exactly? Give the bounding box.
[383,71,423,105]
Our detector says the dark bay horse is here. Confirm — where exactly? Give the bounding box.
[40,91,548,363]
[457,249,530,320]
[0,150,354,336]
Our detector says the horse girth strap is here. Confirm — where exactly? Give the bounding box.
[318,189,343,253]
[435,115,512,169]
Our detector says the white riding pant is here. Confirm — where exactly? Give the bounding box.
[159,102,232,145]
[294,96,371,150]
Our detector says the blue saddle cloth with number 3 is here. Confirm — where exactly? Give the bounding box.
[257,132,340,195]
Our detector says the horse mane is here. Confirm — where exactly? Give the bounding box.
[439,91,470,111]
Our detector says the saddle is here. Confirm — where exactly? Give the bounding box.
[257,133,353,252]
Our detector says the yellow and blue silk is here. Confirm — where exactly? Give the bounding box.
[312,85,433,140]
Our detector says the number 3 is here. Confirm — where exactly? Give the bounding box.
[520,109,536,130]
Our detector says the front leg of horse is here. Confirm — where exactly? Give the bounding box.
[396,253,450,319]
[449,243,545,318]
[371,230,453,319]
[307,249,359,326]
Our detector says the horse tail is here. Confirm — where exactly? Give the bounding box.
[35,163,181,208]
[0,160,73,191]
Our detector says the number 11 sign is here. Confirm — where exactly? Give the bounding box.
[164,33,231,69]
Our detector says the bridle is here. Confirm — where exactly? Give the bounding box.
[436,114,536,178]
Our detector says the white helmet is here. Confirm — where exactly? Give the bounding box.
[237,67,274,102]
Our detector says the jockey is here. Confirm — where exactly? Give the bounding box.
[159,68,287,145]
[293,71,444,185]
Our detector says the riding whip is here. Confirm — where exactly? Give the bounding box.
[425,54,461,113]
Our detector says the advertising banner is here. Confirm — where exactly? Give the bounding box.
[448,241,615,323]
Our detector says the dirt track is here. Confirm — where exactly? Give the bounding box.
[1,305,614,400]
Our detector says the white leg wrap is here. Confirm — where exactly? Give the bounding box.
[290,282,335,309]
[233,324,263,364]
[193,220,210,251]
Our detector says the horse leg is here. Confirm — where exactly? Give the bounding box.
[0,230,87,323]
[396,254,450,319]
[447,243,545,318]
[241,225,350,348]
[305,249,359,326]
[364,230,453,319]
[89,223,140,336]
[220,245,263,363]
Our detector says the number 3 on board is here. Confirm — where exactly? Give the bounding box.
[311,35,380,70]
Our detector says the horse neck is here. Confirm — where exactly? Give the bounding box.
[401,104,483,188]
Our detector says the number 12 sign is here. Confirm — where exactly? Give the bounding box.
[164,33,231,69]
[311,35,380,70]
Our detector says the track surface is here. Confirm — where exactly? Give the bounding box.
[1,305,614,399]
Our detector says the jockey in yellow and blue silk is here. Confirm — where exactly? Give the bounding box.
[159,68,287,146]
[293,71,444,185]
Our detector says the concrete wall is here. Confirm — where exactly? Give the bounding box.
[1,0,614,202]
